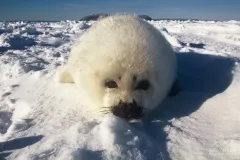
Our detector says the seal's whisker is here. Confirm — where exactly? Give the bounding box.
[100,108,109,111]
[100,108,110,112]
[101,107,111,109]
[101,111,110,115]
[100,110,109,113]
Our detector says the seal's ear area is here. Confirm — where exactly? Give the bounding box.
[56,66,74,83]
[168,79,182,97]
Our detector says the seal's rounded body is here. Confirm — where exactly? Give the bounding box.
[58,15,176,120]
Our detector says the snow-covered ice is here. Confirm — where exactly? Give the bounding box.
[0,19,240,160]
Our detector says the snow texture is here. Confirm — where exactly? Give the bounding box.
[0,19,240,160]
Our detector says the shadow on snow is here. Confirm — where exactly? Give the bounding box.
[137,51,235,160]
[0,135,44,159]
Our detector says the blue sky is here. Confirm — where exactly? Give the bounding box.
[1,0,240,21]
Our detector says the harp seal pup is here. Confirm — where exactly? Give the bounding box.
[58,15,177,120]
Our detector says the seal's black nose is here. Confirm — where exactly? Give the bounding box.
[111,100,144,120]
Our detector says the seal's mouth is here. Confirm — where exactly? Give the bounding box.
[110,101,144,120]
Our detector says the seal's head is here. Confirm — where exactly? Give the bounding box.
[60,15,177,120]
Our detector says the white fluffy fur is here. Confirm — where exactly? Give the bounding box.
[58,15,177,115]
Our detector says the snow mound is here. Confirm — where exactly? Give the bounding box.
[0,29,13,35]
[79,23,90,30]
[160,28,183,48]
[98,115,160,159]
[4,35,36,50]
[20,28,43,36]
[39,36,64,47]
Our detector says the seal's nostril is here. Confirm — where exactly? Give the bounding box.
[132,99,137,107]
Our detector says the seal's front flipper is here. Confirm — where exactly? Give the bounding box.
[56,66,74,83]
[168,79,182,97]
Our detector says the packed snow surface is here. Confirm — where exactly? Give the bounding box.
[0,19,240,160]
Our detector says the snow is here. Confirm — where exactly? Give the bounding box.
[0,19,240,160]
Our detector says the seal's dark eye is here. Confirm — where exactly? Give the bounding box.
[105,80,118,88]
[135,80,150,90]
